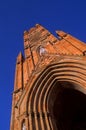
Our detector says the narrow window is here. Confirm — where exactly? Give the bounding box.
[83,50,86,56]
[22,120,26,130]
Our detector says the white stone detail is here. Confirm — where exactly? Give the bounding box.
[22,123,26,130]
[39,47,46,55]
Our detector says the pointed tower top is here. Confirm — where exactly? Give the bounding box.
[35,23,42,27]
[56,30,68,38]
[16,52,23,64]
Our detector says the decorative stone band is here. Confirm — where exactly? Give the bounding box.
[28,111,54,118]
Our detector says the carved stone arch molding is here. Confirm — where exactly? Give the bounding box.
[26,56,86,130]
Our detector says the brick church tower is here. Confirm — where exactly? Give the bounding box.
[10,24,86,130]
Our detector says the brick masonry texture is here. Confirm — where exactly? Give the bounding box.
[10,24,86,130]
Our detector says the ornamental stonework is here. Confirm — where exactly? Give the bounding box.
[10,24,86,130]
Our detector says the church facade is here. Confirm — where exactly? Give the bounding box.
[10,24,86,130]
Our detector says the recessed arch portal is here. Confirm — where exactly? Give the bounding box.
[26,58,86,130]
[47,81,86,130]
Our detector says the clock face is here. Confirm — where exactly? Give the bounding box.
[39,46,46,55]
[37,45,47,56]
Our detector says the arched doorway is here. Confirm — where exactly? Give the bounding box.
[26,59,86,130]
[53,81,86,130]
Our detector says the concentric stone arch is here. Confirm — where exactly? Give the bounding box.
[26,57,86,130]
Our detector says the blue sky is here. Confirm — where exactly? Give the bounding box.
[0,0,86,129]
